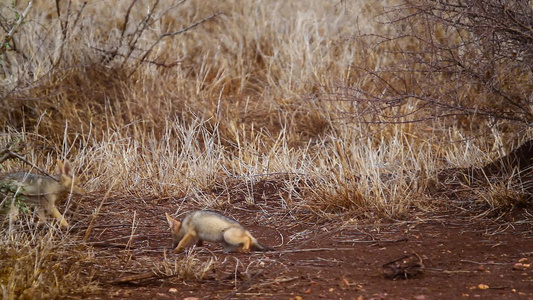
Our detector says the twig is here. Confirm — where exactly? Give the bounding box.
[0,149,58,182]
[160,12,221,39]
[251,277,299,288]
[460,260,511,265]
[108,271,186,284]
[336,237,409,244]
[442,270,473,274]
[129,12,222,76]
[272,247,360,254]
[126,211,137,250]
[0,148,14,165]
[89,45,181,68]
[108,272,158,284]
[75,224,158,229]
[88,242,133,249]
[296,225,346,249]
[235,293,274,297]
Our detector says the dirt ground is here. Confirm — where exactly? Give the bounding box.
[72,180,533,300]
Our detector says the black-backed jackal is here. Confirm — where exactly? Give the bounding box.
[0,160,84,228]
[165,210,272,253]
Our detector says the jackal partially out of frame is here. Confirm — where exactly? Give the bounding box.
[165,210,273,253]
[0,160,84,228]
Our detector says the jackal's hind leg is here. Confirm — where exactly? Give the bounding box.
[8,204,19,222]
[36,206,48,226]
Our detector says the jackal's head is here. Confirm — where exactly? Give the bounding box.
[165,213,183,249]
[56,160,85,195]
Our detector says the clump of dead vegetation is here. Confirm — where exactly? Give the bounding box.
[0,225,98,299]
[107,252,216,285]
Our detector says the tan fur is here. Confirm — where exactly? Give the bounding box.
[0,160,85,228]
[165,210,272,253]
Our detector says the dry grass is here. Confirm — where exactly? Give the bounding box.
[0,224,98,299]
[1,0,532,298]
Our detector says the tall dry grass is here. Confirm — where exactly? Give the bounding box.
[1,0,527,225]
[1,0,531,297]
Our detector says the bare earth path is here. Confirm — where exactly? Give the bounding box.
[74,191,533,300]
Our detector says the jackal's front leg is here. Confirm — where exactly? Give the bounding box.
[36,206,48,226]
[174,232,196,253]
[48,206,69,228]
[43,196,69,228]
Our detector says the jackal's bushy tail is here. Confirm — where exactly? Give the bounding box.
[251,238,274,252]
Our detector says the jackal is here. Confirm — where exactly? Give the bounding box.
[165,210,273,253]
[0,160,84,228]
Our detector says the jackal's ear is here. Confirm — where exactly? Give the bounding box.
[56,160,64,174]
[165,213,181,230]
[63,161,72,175]
[56,160,72,175]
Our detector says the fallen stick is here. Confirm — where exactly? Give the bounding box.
[460,260,511,265]
[109,272,158,284]
[272,247,359,254]
[88,242,133,249]
[109,272,183,284]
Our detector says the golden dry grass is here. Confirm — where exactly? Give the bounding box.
[1,0,531,298]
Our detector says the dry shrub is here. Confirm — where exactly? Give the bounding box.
[0,227,98,299]
[481,180,531,210]
[156,252,216,281]
[337,0,533,133]
[308,0,533,216]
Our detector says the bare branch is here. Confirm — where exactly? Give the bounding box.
[128,11,222,77]
[1,1,33,54]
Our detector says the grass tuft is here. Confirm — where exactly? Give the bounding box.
[0,226,98,299]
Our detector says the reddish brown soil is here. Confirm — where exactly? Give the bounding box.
[70,184,533,300]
